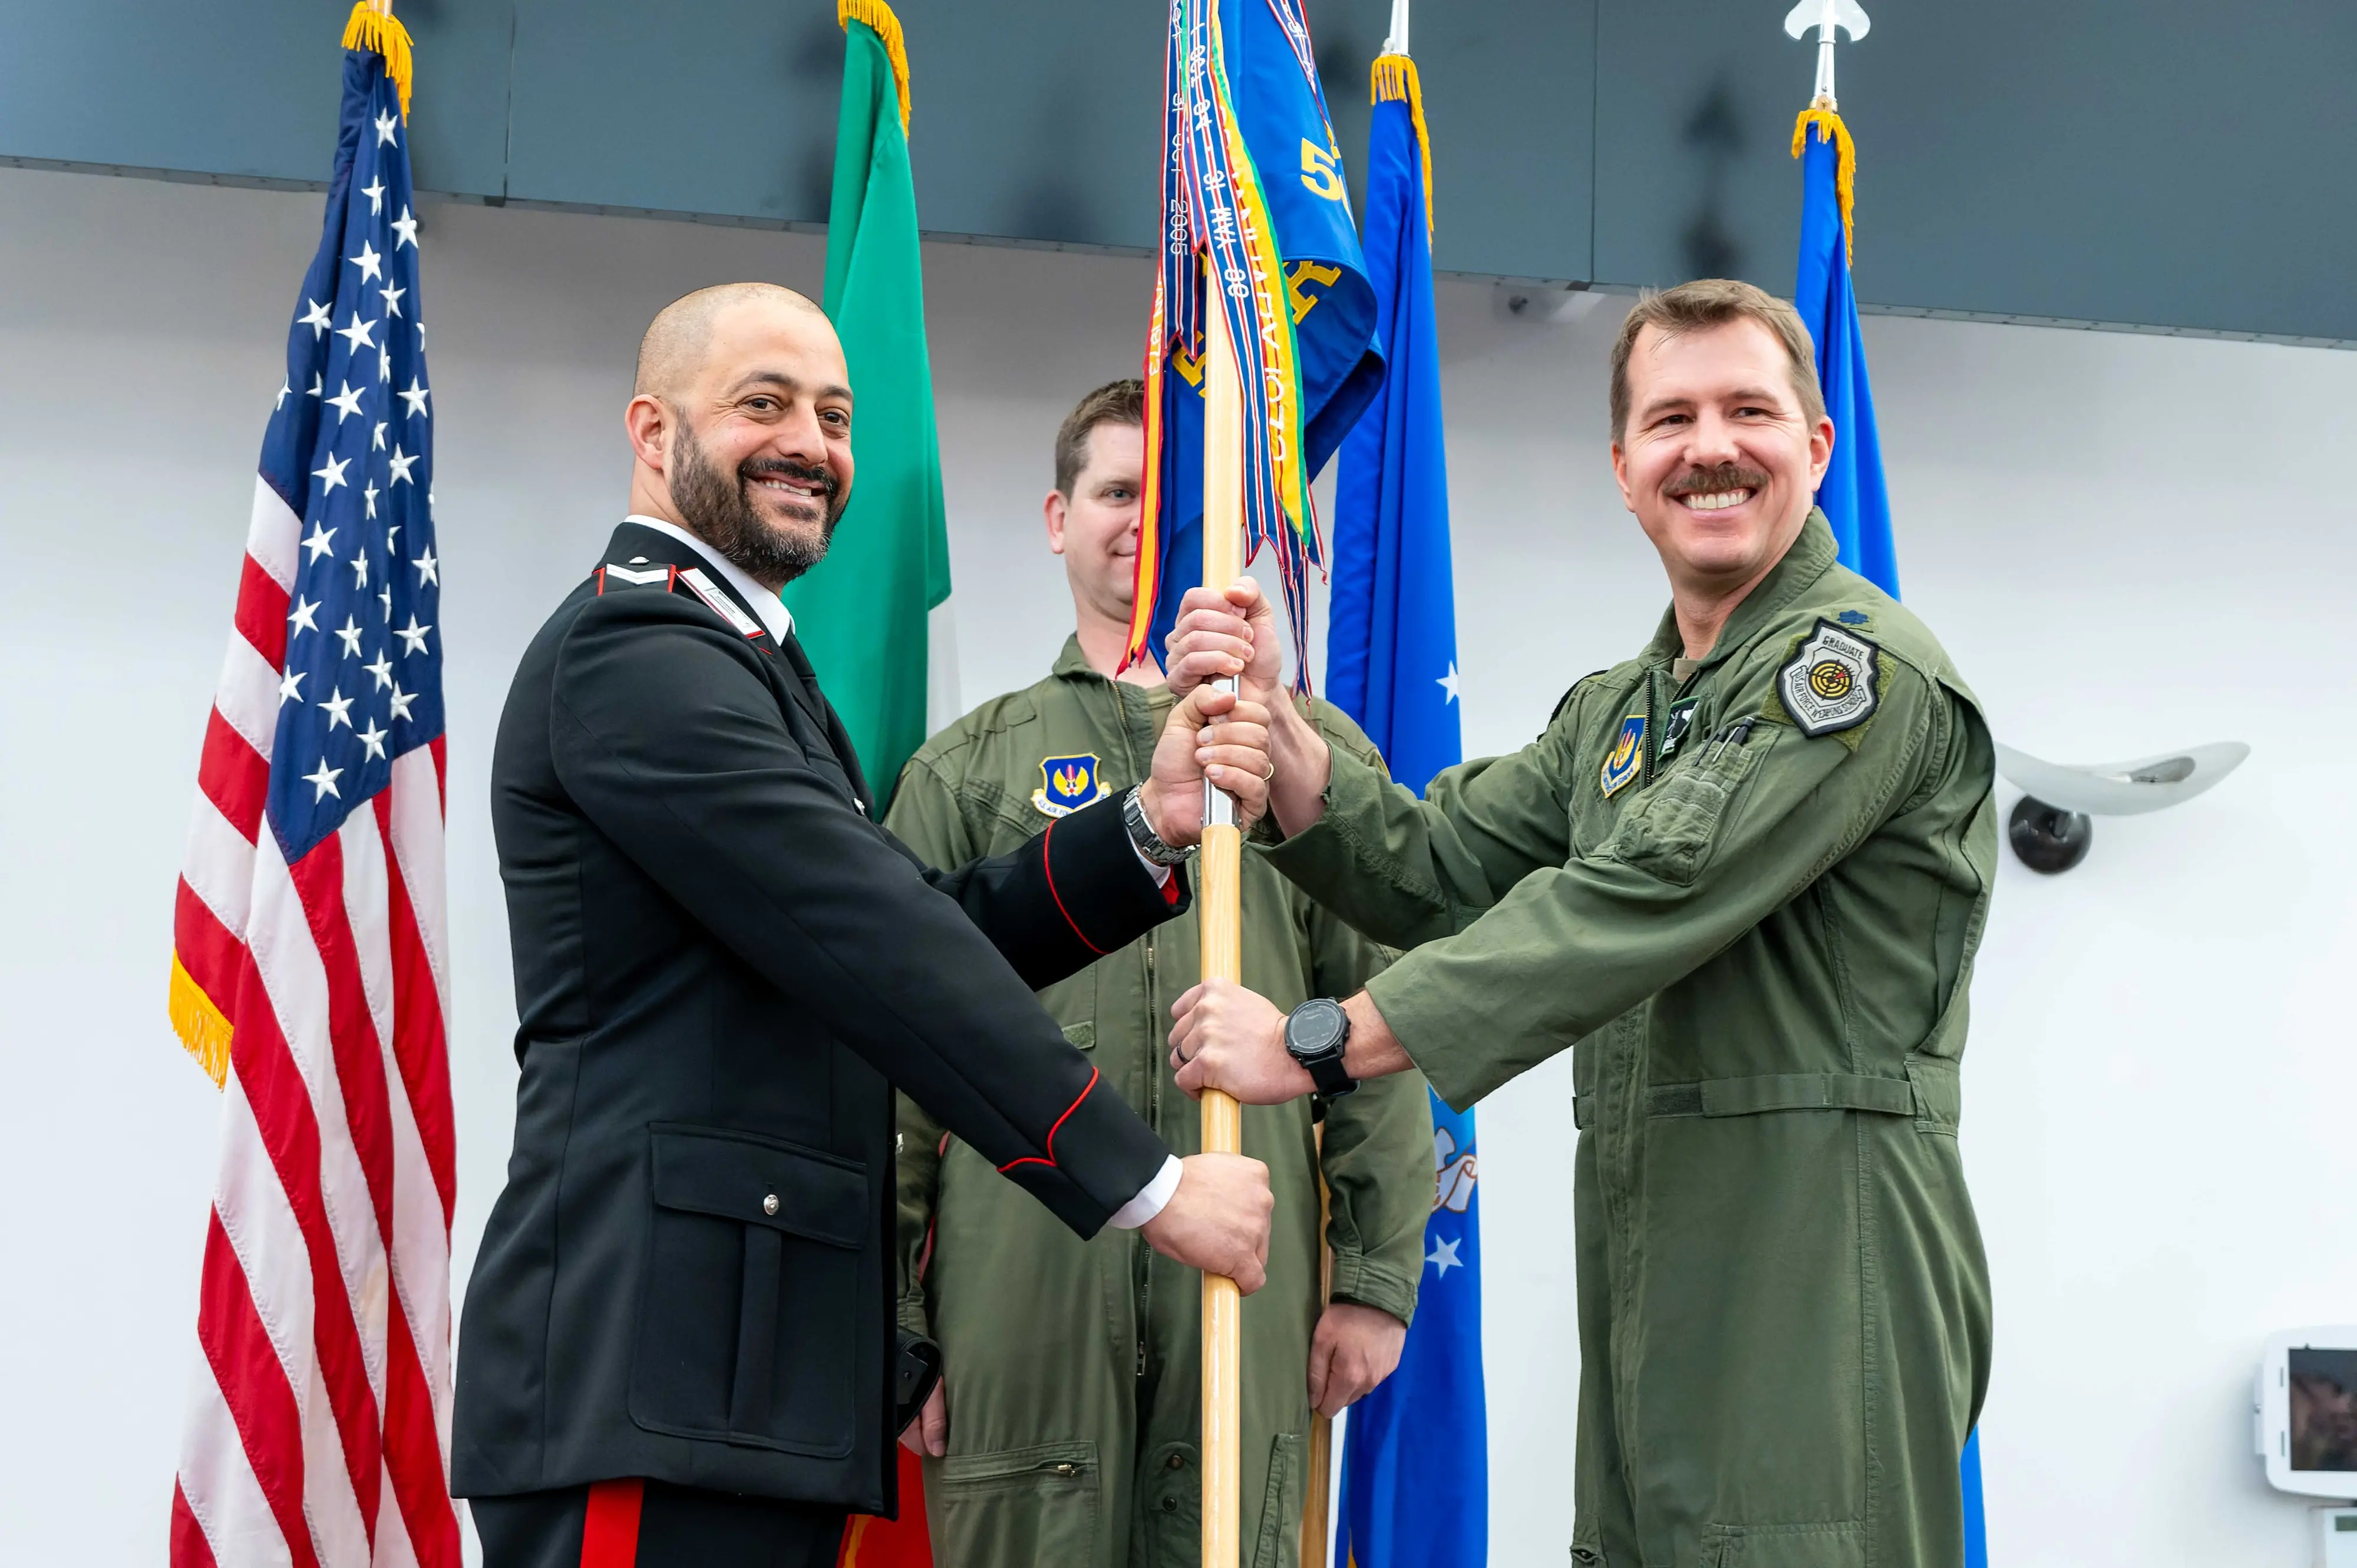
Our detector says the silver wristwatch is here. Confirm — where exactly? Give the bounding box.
[1122,784,1194,866]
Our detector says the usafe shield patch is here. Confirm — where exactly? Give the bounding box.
[1032,752,1110,818]
[1778,618,1881,737]
[1600,713,1646,798]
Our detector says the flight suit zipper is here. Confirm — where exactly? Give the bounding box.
[1113,681,1157,1384]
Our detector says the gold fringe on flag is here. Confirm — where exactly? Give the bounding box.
[1370,52,1436,238]
[341,1,415,121]
[1791,101,1857,265]
[169,953,233,1090]
[839,0,913,134]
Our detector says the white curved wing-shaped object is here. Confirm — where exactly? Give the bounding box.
[1993,741,2250,817]
[1784,0,1871,42]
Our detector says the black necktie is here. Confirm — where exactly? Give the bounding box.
[776,629,874,810]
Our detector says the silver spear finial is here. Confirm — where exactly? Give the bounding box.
[1783,0,1871,109]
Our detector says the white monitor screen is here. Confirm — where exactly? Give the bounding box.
[2290,1347,2357,1473]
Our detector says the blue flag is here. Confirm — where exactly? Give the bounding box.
[1794,104,1988,1568]
[1327,55,1485,1568]
[1130,0,1384,676]
[1792,108,1897,597]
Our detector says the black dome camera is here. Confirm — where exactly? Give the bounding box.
[2008,796,2092,874]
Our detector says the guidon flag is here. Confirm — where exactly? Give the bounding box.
[1126,0,1384,681]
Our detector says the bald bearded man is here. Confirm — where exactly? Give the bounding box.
[453,285,1280,1567]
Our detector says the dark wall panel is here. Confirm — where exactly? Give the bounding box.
[505,0,840,221]
[1,2,2349,340]
[1392,1,1596,280]
[0,1,511,196]
[1595,0,2357,339]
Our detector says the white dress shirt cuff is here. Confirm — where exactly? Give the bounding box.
[1133,837,1173,886]
[1105,1154,1183,1230]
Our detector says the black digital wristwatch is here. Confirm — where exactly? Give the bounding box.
[1283,998,1358,1113]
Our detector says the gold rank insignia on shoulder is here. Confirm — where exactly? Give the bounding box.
[1600,713,1646,797]
[1777,618,1881,737]
[1032,752,1110,817]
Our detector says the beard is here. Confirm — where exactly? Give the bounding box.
[669,417,847,586]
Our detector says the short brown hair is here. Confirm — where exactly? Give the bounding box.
[1608,279,1824,443]
[1054,379,1146,495]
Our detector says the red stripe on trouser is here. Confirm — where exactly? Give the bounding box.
[580,1479,645,1568]
[231,552,291,669]
[193,1213,325,1568]
[226,943,387,1536]
[377,790,455,1224]
[382,1286,463,1566]
[198,708,271,841]
[169,1480,219,1568]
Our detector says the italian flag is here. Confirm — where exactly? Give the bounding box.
[817,16,946,1566]
[786,0,958,811]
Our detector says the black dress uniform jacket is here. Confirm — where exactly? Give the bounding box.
[453,521,1181,1515]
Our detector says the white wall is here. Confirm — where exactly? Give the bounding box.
[0,163,2350,1567]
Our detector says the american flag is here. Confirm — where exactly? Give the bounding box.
[167,13,458,1566]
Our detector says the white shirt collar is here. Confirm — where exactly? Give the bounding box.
[623,514,795,642]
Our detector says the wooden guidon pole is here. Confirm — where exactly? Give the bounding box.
[1299,1147,1333,1563]
[1198,288,1246,1568]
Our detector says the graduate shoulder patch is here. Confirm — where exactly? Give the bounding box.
[1032,752,1110,817]
[1599,713,1646,798]
[1777,618,1881,738]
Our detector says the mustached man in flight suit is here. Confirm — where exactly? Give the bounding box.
[1164,280,1998,1568]
[884,381,1435,1568]
[454,286,1283,1568]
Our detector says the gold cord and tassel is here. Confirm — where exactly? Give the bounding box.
[341,1,415,121]
[1791,100,1857,264]
[169,953,233,1089]
[839,0,913,134]
[1370,53,1435,237]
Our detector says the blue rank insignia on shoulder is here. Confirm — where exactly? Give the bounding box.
[1032,752,1110,818]
[1600,714,1646,798]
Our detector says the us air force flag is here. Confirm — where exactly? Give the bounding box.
[1327,56,1459,795]
[1328,54,1487,1568]
[1795,100,1989,1568]
[1792,107,1897,596]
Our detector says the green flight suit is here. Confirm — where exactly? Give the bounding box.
[1260,514,1996,1568]
[885,638,1435,1568]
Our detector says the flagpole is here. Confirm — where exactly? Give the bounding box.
[1199,272,1246,1568]
[1299,1123,1333,1564]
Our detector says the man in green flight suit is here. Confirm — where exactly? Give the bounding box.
[884,381,1435,1568]
[1165,280,1998,1568]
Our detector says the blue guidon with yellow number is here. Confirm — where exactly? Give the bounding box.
[1032,752,1111,818]
[1600,714,1647,798]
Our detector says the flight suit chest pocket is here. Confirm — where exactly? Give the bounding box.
[1607,722,1777,886]
[630,1124,870,1457]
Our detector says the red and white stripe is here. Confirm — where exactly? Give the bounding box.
[171,479,460,1568]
